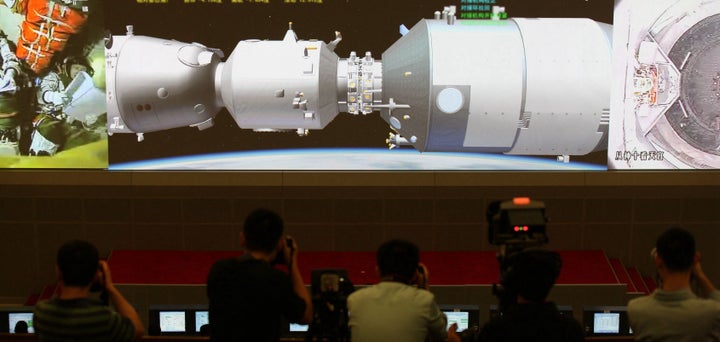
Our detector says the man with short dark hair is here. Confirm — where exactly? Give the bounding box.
[206,208,312,342]
[474,249,584,341]
[33,240,144,341]
[348,239,459,342]
[628,227,720,341]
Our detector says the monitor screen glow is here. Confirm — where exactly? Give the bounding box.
[593,312,620,334]
[159,311,186,333]
[443,311,470,332]
[289,323,309,332]
[8,312,34,334]
[195,311,208,333]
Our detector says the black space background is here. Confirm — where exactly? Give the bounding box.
[105,0,614,165]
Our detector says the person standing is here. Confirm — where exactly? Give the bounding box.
[206,208,312,342]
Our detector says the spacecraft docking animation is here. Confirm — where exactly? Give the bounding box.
[105,6,613,160]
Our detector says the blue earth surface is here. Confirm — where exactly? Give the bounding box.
[109,149,606,171]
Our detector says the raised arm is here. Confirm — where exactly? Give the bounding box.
[285,237,313,324]
[692,253,717,299]
[100,260,145,337]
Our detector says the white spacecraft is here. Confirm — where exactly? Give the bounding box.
[105,6,612,161]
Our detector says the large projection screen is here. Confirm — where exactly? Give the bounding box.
[102,0,613,171]
[6,0,717,170]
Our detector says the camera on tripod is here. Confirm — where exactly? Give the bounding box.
[305,268,354,342]
[486,197,550,313]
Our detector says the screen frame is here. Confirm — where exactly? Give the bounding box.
[592,312,621,334]
[439,304,480,333]
[3,170,717,187]
[283,321,310,338]
[0,306,34,334]
[583,306,631,337]
[148,304,208,336]
[158,311,186,333]
[194,310,209,333]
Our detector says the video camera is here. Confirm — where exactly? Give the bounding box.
[306,269,354,342]
[487,197,548,257]
[486,197,550,312]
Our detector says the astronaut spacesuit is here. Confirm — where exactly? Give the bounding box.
[0,33,31,156]
[30,55,96,156]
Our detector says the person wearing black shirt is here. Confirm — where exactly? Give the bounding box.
[475,249,584,342]
[206,209,312,342]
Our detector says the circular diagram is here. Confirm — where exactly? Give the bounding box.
[665,13,720,156]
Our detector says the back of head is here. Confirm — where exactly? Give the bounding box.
[243,209,284,253]
[57,240,99,287]
[14,320,28,334]
[656,227,695,272]
[377,239,419,283]
[503,249,562,303]
[199,324,210,336]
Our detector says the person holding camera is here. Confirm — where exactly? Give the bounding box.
[33,240,144,341]
[628,227,720,341]
[347,239,460,342]
[206,208,312,342]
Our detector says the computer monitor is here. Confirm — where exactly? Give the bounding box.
[445,311,470,331]
[149,304,208,336]
[439,304,480,333]
[583,306,631,336]
[0,307,35,334]
[8,312,34,334]
[289,323,309,332]
[159,311,186,333]
[593,312,620,334]
[282,321,310,339]
[195,311,209,333]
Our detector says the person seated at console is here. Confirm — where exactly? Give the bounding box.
[473,249,584,342]
[628,227,720,341]
[347,239,460,342]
